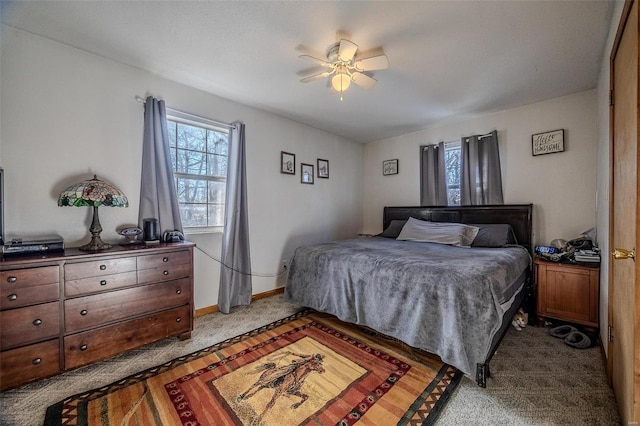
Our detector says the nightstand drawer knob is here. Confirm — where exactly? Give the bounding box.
[613,248,635,261]
[7,276,17,283]
[33,319,42,326]
[79,344,88,351]
[163,257,169,262]
[80,309,88,316]
[32,358,42,365]
[100,280,107,286]
[176,317,182,323]
[7,294,17,301]
[100,265,107,270]
[176,289,181,295]
[163,270,169,276]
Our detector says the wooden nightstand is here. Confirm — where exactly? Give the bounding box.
[534,257,600,331]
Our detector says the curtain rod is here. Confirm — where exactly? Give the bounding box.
[135,96,235,130]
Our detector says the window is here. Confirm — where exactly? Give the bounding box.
[444,141,461,205]
[166,116,229,230]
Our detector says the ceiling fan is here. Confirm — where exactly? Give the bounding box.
[299,39,389,101]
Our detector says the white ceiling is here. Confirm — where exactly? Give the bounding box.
[1,1,615,143]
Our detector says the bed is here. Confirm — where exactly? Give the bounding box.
[284,204,533,387]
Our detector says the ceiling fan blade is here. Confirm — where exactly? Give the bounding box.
[299,54,331,67]
[354,54,389,71]
[351,72,377,89]
[300,71,331,83]
[338,39,358,62]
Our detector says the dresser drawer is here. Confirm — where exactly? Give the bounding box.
[64,278,191,333]
[1,282,59,310]
[138,263,191,284]
[65,271,137,296]
[64,305,191,370]
[0,339,61,391]
[0,302,60,350]
[137,250,191,270]
[65,257,136,280]
[0,266,59,309]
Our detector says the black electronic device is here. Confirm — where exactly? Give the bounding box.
[2,235,64,256]
[163,230,184,243]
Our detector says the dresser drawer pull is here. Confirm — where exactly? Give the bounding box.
[99,265,107,270]
[7,276,17,283]
[32,358,42,365]
[176,317,182,323]
[7,294,17,301]
[163,257,169,262]
[32,319,43,326]
[163,270,169,276]
[100,280,107,286]
[80,309,88,316]
[176,289,182,295]
[79,344,88,351]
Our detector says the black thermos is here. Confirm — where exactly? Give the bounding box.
[143,219,159,241]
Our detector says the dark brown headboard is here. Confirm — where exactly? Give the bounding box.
[383,204,533,256]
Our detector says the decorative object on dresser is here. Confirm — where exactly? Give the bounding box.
[57,175,129,251]
[0,241,195,391]
[535,257,599,332]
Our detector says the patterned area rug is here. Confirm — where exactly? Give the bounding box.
[44,309,461,426]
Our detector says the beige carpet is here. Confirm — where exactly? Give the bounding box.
[1,294,621,425]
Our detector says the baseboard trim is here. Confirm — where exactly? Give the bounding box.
[195,287,285,317]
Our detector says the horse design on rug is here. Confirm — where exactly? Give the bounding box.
[239,351,326,418]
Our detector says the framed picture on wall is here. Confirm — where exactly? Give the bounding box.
[301,163,314,184]
[383,159,399,176]
[532,129,564,156]
[317,159,329,178]
[281,151,296,174]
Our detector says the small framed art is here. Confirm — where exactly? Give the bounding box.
[281,151,296,174]
[301,163,314,184]
[532,129,564,156]
[317,158,329,178]
[383,159,399,176]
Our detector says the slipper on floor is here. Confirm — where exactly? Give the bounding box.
[564,331,592,349]
[549,325,577,339]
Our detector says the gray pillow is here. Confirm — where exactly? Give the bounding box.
[378,220,407,238]
[470,223,518,247]
[396,217,479,247]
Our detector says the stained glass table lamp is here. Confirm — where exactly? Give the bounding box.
[58,175,129,251]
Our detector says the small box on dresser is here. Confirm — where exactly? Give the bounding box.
[0,241,195,391]
[535,257,600,331]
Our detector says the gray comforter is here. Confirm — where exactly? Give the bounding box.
[284,237,531,377]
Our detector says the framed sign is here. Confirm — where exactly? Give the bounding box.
[383,159,398,176]
[281,151,296,174]
[532,129,564,156]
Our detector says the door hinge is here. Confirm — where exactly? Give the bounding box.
[608,325,614,342]
[610,90,614,106]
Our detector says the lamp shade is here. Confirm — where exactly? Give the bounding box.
[58,175,128,251]
[58,175,128,208]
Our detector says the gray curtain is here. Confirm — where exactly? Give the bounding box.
[420,142,448,206]
[138,96,183,236]
[460,130,504,205]
[218,122,252,314]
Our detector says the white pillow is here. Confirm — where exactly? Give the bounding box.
[396,217,480,247]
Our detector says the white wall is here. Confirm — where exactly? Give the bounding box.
[0,25,364,310]
[595,0,626,356]
[363,90,598,246]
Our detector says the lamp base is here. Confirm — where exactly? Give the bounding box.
[79,236,112,251]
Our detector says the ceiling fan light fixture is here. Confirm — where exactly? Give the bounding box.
[331,72,351,98]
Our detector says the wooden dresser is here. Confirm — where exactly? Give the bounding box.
[0,241,194,391]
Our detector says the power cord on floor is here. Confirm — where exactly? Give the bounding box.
[195,246,290,278]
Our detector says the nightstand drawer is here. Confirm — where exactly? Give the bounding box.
[0,302,60,349]
[65,257,136,280]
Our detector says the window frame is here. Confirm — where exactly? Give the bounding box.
[444,140,461,206]
[166,112,229,234]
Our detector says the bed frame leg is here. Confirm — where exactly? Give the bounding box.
[476,363,488,388]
